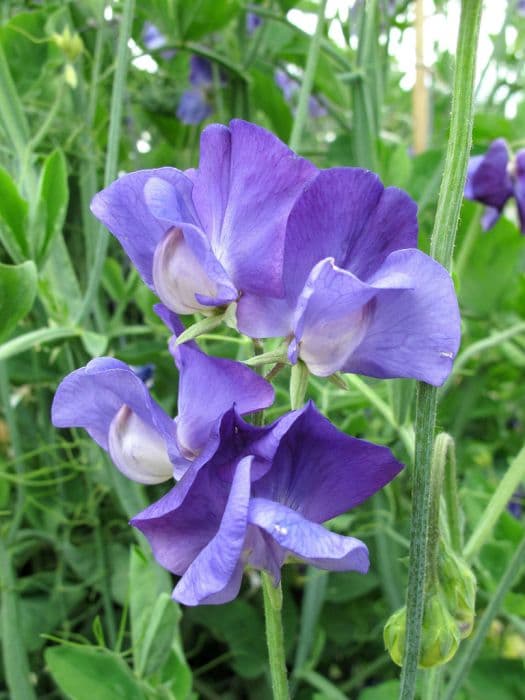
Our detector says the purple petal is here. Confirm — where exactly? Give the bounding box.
[290,258,377,376]
[189,56,213,87]
[514,150,525,234]
[90,168,195,289]
[170,339,275,458]
[52,358,181,482]
[191,120,318,297]
[176,89,213,125]
[173,456,252,605]
[252,402,403,523]
[142,22,167,51]
[464,139,513,211]
[345,249,461,385]
[481,206,501,231]
[236,293,293,338]
[249,498,369,573]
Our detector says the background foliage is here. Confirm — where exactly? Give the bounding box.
[0,0,524,698]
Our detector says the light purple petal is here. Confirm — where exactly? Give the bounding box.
[170,339,275,458]
[191,119,318,297]
[236,293,293,338]
[481,206,501,231]
[90,168,195,288]
[249,498,369,573]
[173,456,252,605]
[252,402,403,524]
[52,358,181,482]
[345,249,461,385]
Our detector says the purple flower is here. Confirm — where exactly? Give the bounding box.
[141,22,175,59]
[275,69,327,119]
[519,0,525,17]
[464,138,525,233]
[176,90,212,125]
[246,12,262,34]
[90,120,317,315]
[189,56,213,87]
[237,168,461,385]
[132,402,403,605]
[52,306,274,483]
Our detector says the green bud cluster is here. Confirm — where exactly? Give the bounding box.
[52,27,84,62]
[438,540,476,639]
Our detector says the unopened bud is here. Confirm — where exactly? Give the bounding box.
[64,63,78,89]
[439,541,476,639]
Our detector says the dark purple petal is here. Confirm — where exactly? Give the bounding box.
[176,89,213,125]
[90,168,195,288]
[191,120,318,297]
[52,358,182,482]
[514,150,525,233]
[246,12,262,34]
[170,339,275,458]
[189,56,213,87]
[464,139,513,212]
[249,498,369,573]
[252,402,403,523]
[173,456,252,605]
[345,249,461,385]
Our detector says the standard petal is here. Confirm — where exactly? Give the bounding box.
[236,293,293,339]
[281,168,417,303]
[173,456,253,605]
[249,498,369,573]
[345,249,461,386]
[252,402,403,524]
[464,139,513,210]
[192,119,317,297]
[171,339,275,458]
[90,168,195,288]
[291,258,377,376]
[52,358,182,481]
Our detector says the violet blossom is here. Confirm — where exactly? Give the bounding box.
[132,402,403,606]
[237,168,461,386]
[51,305,274,484]
[142,22,175,60]
[275,69,327,119]
[464,138,525,233]
[90,120,317,315]
[177,56,215,125]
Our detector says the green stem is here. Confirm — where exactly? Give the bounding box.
[288,0,327,152]
[400,2,483,695]
[261,572,289,700]
[463,443,525,563]
[399,3,482,697]
[0,326,80,362]
[442,531,525,700]
[76,0,135,325]
[426,434,447,586]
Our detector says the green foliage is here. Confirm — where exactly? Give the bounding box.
[0,261,37,342]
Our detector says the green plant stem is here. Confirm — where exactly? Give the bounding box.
[399,3,482,697]
[0,326,80,362]
[463,443,525,563]
[261,572,289,700]
[443,531,525,700]
[288,0,327,152]
[441,434,462,553]
[76,0,135,325]
[426,434,448,585]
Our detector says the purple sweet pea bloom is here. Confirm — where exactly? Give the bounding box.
[275,69,327,119]
[142,22,176,59]
[519,0,525,17]
[189,56,213,87]
[176,90,213,125]
[246,12,262,34]
[90,120,317,315]
[132,402,403,606]
[237,168,461,386]
[52,306,274,484]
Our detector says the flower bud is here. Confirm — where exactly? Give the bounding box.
[384,591,460,668]
[439,541,476,639]
[108,405,174,484]
[53,27,84,62]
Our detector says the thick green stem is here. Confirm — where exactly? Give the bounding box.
[443,532,525,700]
[261,572,289,700]
[399,3,482,698]
[463,443,525,563]
[288,0,327,152]
[76,0,135,325]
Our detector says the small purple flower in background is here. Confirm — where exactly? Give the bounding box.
[91,120,317,315]
[142,22,175,60]
[464,138,525,233]
[177,56,216,125]
[132,402,403,605]
[518,0,525,17]
[52,305,274,483]
[275,68,327,119]
[246,12,262,34]
[237,168,461,386]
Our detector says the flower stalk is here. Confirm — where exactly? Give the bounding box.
[399,2,483,698]
[261,572,290,700]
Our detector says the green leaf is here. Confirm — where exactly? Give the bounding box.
[358,680,401,699]
[178,0,240,40]
[45,645,147,700]
[39,233,82,322]
[0,168,29,261]
[36,149,69,263]
[250,69,292,142]
[0,261,37,343]
[80,330,109,357]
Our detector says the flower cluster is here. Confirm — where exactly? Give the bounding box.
[53,120,460,606]
[464,138,525,233]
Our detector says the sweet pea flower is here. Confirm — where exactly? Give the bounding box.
[90,120,317,315]
[141,22,176,60]
[132,401,403,605]
[275,69,327,119]
[177,56,220,125]
[237,168,461,385]
[52,306,274,484]
[464,138,525,233]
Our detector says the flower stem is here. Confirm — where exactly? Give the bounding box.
[261,572,290,700]
[288,0,327,152]
[399,2,483,698]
